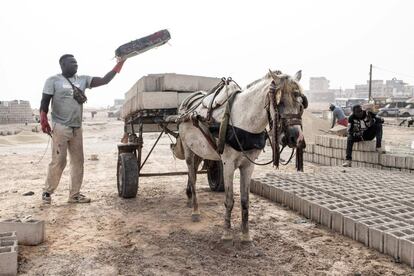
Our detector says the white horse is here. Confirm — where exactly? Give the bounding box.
[177,70,307,242]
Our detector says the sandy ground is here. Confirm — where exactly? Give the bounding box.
[1,118,414,275]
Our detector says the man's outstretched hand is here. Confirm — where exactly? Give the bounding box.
[40,111,51,135]
[113,59,126,73]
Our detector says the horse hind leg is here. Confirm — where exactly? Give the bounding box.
[239,163,255,243]
[184,148,202,222]
[222,161,235,242]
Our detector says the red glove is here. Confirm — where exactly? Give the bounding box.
[40,111,51,135]
[112,60,125,73]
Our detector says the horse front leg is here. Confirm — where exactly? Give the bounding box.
[239,162,255,243]
[222,161,235,242]
[186,178,192,208]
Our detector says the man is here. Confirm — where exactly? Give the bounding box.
[342,104,384,167]
[40,54,125,203]
[329,103,348,128]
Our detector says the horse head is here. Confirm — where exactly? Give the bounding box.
[267,70,307,152]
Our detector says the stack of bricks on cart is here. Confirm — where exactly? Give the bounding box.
[122,73,221,118]
[304,134,414,173]
[250,167,414,267]
[0,219,45,275]
[0,100,32,124]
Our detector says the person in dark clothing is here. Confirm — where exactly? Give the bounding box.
[342,104,384,167]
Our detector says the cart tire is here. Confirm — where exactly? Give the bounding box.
[207,160,224,192]
[117,153,139,198]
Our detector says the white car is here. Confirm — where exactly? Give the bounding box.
[399,103,414,117]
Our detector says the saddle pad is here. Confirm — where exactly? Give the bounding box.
[201,86,237,109]
[180,91,206,111]
[209,123,266,151]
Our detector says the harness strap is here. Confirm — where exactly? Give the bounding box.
[217,90,241,154]
[191,114,218,151]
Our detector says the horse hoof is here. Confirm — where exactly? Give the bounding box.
[221,232,233,244]
[240,233,253,244]
[191,213,200,222]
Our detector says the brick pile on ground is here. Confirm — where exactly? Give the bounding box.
[251,167,414,267]
[304,134,414,173]
[0,219,45,275]
[0,100,32,124]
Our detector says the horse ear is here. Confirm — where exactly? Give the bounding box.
[294,70,302,81]
[268,69,280,84]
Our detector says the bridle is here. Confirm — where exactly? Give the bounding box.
[229,77,305,168]
[265,79,304,168]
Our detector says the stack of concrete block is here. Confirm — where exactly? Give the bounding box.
[250,167,414,267]
[0,232,18,276]
[0,100,33,124]
[0,219,45,275]
[122,73,221,118]
[303,134,414,173]
[0,219,45,246]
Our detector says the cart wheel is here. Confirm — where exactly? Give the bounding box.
[117,153,139,198]
[207,160,224,192]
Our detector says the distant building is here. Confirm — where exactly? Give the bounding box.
[113,99,124,106]
[0,100,33,124]
[351,78,413,98]
[306,77,334,102]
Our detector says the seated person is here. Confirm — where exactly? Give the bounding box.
[329,103,348,128]
[343,104,384,167]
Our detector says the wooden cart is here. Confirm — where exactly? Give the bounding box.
[116,108,224,198]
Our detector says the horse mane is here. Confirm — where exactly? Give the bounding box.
[245,71,303,108]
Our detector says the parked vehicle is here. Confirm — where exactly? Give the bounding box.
[378,102,407,117]
[335,98,368,116]
[399,103,414,117]
[371,97,388,112]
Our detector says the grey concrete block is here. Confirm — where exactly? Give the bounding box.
[355,217,394,246]
[318,201,350,228]
[0,219,45,245]
[262,184,271,199]
[0,232,17,242]
[307,196,336,224]
[399,233,414,267]
[382,225,414,260]
[0,239,18,276]
[315,135,323,146]
[381,154,396,168]
[353,140,377,152]
[395,155,407,169]
[343,211,382,239]
[305,143,314,154]
[369,222,410,253]
[406,156,414,169]
[161,74,221,92]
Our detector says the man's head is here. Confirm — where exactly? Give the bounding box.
[329,103,335,111]
[352,104,364,119]
[59,54,78,77]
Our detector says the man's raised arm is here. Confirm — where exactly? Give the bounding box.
[90,60,125,88]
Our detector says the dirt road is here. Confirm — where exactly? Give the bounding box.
[0,121,413,275]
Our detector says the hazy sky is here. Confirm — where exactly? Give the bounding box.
[1,0,413,108]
